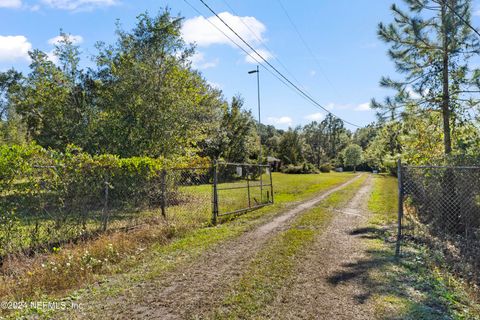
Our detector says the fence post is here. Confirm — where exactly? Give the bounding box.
[395,159,404,257]
[269,166,274,204]
[212,160,219,225]
[160,169,167,218]
[102,179,109,232]
[247,173,251,208]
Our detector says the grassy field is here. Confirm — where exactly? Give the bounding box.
[366,175,480,320]
[0,171,357,318]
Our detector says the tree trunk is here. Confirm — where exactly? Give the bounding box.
[441,1,459,234]
[441,1,452,156]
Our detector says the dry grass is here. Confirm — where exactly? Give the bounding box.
[0,217,175,302]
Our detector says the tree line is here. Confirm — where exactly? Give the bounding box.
[2,0,480,173]
[0,9,365,171]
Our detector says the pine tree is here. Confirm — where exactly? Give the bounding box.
[375,0,480,156]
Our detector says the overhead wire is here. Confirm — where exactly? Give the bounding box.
[220,0,305,88]
[275,0,340,97]
[182,0,298,96]
[443,1,480,39]
[194,0,363,128]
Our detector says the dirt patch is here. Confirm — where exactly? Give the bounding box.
[68,175,363,319]
[265,175,375,319]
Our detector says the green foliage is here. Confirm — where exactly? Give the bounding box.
[0,143,208,256]
[278,127,304,165]
[281,162,318,174]
[353,123,377,150]
[200,95,259,162]
[375,0,480,157]
[343,144,363,171]
[319,163,333,173]
[2,10,225,160]
[92,10,223,158]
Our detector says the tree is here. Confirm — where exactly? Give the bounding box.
[0,70,26,145]
[258,123,282,158]
[375,0,480,157]
[278,127,304,165]
[323,114,349,160]
[353,124,378,150]
[200,95,258,162]
[343,144,363,173]
[303,121,327,168]
[7,33,92,150]
[91,10,224,158]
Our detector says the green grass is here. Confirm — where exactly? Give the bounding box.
[209,175,368,319]
[0,171,354,258]
[364,175,480,320]
[3,172,359,319]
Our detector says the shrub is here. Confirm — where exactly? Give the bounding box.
[0,143,209,256]
[319,163,333,173]
[281,163,318,174]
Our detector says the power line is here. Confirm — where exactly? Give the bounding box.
[222,0,345,125]
[275,0,340,97]
[195,0,362,128]
[184,0,351,126]
[444,1,480,39]
[221,0,305,88]
[182,0,297,93]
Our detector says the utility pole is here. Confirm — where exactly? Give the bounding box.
[248,65,262,163]
[248,65,263,202]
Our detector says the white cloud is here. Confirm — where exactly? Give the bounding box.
[182,12,273,64]
[190,52,218,70]
[207,80,222,90]
[355,102,371,112]
[244,48,273,64]
[325,102,372,112]
[48,34,83,45]
[267,116,293,127]
[0,0,21,8]
[0,35,31,62]
[46,50,58,64]
[42,0,118,11]
[182,12,266,47]
[304,112,324,121]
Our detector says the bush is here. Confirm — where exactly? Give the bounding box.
[0,143,209,256]
[319,163,333,173]
[281,163,318,174]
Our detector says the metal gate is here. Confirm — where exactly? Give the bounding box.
[211,161,274,224]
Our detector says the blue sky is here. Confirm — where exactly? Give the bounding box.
[1,0,480,130]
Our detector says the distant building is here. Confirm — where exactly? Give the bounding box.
[267,156,282,172]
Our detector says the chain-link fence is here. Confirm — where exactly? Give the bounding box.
[397,162,480,284]
[0,161,273,259]
[212,162,274,224]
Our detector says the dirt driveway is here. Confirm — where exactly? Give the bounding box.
[70,174,375,320]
